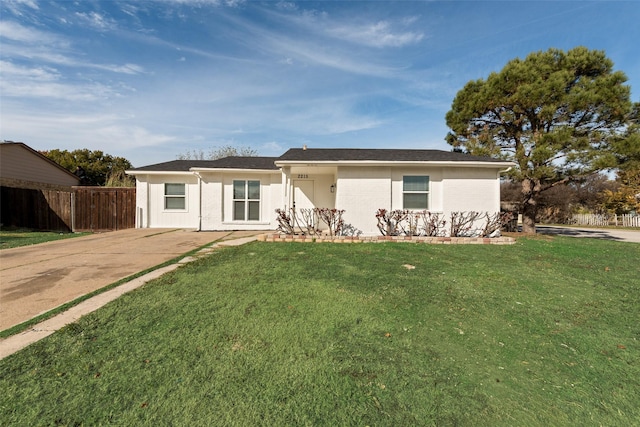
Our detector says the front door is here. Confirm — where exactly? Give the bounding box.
[293,180,314,210]
[293,180,316,232]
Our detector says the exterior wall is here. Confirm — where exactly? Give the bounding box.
[305,174,335,210]
[0,144,80,189]
[390,167,444,212]
[287,175,335,209]
[215,172,281,231]
[199,172,223,230]
[441,167,500,213]
[335,165,501,236]
[135,178,149,228]
[136,173,200,228]
[282,167,337,211]
[336,167,392,236]
[132,163,504,234]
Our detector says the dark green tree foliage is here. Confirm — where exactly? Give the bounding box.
[445,47,637,232]
[41,149,133,186]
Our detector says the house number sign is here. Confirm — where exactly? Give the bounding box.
[297,174,309,179]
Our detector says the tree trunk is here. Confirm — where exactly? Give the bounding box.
[521,178,539,233]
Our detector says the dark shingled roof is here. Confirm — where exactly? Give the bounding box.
[277,148,507,163]
[130,149,510,172]
[130,157,280,172]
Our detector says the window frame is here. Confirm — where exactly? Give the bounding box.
[402,175,430,210]
[164,183,186,211]
[232,179,261,221]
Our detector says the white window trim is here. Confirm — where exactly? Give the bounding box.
[164,183,187,211]
[232,180,261,221]
[402,175,430,210]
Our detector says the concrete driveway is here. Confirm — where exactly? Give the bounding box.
[0,228,261,331]
[536,225,640,243]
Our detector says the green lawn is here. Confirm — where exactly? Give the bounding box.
[0,228,88,249]
[1,237,638,426]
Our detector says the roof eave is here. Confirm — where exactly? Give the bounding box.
[274,160,515,168]
[126,168,281,175]
[125,170,194,175]
[190,167,280,174]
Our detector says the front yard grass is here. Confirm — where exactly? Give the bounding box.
[0,227,88,249]
[1,236,638,426]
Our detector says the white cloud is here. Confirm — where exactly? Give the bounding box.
[0,20,67,47]
[13,0,38,7]
[95,63,146,75]
[276,2,298,11]
[266,36,400,76]
[153,0,243,6]
[1,0,39,17]
[0,60,59,81]
[74,12,117,31]
[232,8,420,76]
[96,125,176,149]
[257,97,383,136]
[261,141,284,153]
[228,21,402,77]
[0,111,176,153]
[0,60,130,101]
[263,7,424,49]
[327,20,424,48]
[0,21,145,76]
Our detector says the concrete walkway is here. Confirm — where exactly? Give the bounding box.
[0,229,260,359]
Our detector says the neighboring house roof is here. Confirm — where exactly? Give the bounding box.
[0,141,81,188]
[128,157,280,173]
[277,148,509,163]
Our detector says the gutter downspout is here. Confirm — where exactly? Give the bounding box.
[145,178,150,228]
[194,171,202,231]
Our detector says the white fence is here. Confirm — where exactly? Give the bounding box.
[571,214,640,228]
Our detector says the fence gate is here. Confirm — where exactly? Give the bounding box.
[72,187,136,232]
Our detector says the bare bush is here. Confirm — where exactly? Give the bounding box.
[275,208,295,235]
[297,208,321,236]
[276,208,349,236]
[316,208,345,237]
[417,211,447,236]
[450,211,481,237]
[376,209,409,236]
[482,211,513,237]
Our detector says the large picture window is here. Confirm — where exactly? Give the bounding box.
[403,176,429,210]
[164,183,186,210]
[233,180,260,221]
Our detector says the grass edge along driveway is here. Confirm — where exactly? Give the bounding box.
[1,236,638,426]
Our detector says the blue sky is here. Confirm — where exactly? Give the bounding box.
[1,0,638,167]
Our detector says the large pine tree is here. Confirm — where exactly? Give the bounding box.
[445,47,638,232]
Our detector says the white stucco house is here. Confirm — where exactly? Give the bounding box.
[126,148,514,236]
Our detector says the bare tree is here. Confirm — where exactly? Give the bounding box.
[177,145,258,160]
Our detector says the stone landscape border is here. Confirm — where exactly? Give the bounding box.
[259,234,516,245]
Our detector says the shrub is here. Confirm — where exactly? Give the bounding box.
[275,208,346,236]
[375,209,512,237]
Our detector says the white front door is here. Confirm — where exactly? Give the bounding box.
[293,180,314,210]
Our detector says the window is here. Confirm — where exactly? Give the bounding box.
[403,176,429,210]
[164,183,186,210]
[233,180,260,221]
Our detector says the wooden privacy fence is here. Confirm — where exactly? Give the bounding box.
[72,187,136,232]
[1,186,72,231]
[1,186,136,232]
[571,213,640,228]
